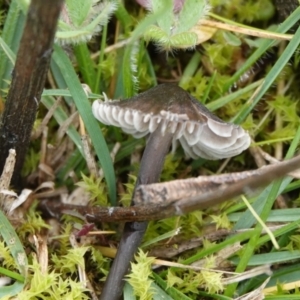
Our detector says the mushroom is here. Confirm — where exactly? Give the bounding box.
[92,83,250,300]
[92,83,250,161]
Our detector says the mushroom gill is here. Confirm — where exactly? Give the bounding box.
[92,84,251,160]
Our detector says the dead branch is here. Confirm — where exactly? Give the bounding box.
[39,155,300,223]
[0,0,64,189]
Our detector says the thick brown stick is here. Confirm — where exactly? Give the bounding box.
[39,154,300,223]
[0,0,64,189]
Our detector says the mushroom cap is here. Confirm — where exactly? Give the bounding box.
[92,84,251,160]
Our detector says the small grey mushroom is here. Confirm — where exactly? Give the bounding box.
[92,83,250,300]
[92,83,250,160]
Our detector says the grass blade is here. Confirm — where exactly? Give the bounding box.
[0,210,27,296]
[52,45,117,205]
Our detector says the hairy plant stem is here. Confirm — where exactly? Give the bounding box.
[100,124,173,300]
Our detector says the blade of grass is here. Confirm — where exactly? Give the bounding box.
[197,291,232,300]
[231,14,300,124]
[238,263,300,296]
[256,218,300,248]
[56,148,85,182]
[225,127,300,297]
[0,210,27,296]
[0,267,24,282]
[233,178,292,230]
[266,296,300,300]
[74,43,97,90]
[42,89,101,99]
[224,6,300,92]
[141,228,181,248]
[114,2,132,35]
[283,179,300,193]
[0,0,24,92]
[115,138,142,163]
[182,231,253,265]
[179,52,201,87]
[226,177,300,214]
[241,195,279,249]
[94,24,108,93]
[202,70,217,105]
[123,283,136,300]
[235,126,300,230]
[50,59,74,106]
[229,208,300,223]
[41,95,84,157]
[0,281,24,298]
[230,251,300,266]
[0,37,16,65]
[152,272,193,300]
[266,264,300,289]
[144,48,157,86]
[151,282,174,300]
[52,45,117,205]
[207,79,263,112]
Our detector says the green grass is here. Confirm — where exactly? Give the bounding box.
[1,0,300,299]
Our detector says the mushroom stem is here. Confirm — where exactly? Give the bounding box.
[100,124,173,300]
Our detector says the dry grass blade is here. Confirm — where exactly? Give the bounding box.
[0,149,16,212]
[31,96,62,140]
[200,19,293,40]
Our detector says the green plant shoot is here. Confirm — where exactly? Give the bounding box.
[144,0,212,50]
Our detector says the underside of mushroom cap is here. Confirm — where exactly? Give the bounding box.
[92,84,251,160]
